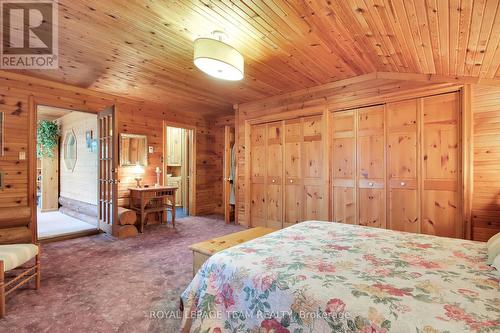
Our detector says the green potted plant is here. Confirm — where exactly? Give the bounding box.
[37,120,60,158]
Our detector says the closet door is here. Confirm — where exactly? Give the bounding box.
[357,105,386,228]
[266,122,284,229]
[332,111,357,224]
[387,99,420,233]
[250,124,267,227]
[422,92,461,238]
[302,115,327,221]
[283,119,302,228]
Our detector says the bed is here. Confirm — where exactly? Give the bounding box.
[181,221,500,333]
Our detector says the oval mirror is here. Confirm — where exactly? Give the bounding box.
[63,130,77,172]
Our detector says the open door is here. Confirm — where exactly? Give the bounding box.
[98,106,118,235]
[223,126,235,223]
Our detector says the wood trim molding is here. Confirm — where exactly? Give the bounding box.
[376,72,500,87]
[243,121,251,227]
[327,84,463,113]
[28,95,36,243]
[245,105,326,125]
[29,97,112,241]
[462,85,473,240]
[162,120,197,216]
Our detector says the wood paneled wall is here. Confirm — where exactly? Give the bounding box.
[235,77,500,241]
[0,73,225,243]
[117,102,220,216]
[472,86,500,241]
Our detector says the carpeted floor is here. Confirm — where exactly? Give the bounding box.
[0,215,244,333]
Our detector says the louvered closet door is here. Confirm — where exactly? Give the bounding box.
[357,105,386,228]
[266,122,284,229]
[332,111,357,224]
[387,99,420,233]
[302,115,327,221]
[283,119,302,228]
[422,92,461,238]
[250,124,267,227]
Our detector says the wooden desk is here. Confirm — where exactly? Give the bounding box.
[128,186,178,233]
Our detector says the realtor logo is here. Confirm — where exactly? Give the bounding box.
[0,0,58,69]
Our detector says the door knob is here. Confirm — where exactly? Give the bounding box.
[368,182,374,187]
[289,179,293,183]
[400,182,406,186]
[272,179,276,183]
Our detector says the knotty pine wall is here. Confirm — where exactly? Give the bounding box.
[471,85,500,241]
[234,77,500,241]
[0,73,224,243]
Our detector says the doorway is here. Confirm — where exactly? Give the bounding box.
[164,125,194,217]
[36,105,99,240]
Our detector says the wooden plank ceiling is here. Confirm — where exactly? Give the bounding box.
[11,0,500,115]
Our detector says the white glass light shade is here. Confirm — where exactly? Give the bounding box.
[193,38,244,81]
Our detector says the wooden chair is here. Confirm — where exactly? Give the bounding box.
[159,200,176,228]
[0,244,40,318]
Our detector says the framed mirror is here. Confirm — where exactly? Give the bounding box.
[63,130,77,172]
[120,133,148,167]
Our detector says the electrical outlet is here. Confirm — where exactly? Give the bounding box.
[148,146,154,154]
[19,151,26,160]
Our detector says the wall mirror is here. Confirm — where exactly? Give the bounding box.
[63,130,77,172]
[120,133,148,167]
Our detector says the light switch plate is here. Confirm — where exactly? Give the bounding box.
[19,151,26,160]
[148,146,154,154]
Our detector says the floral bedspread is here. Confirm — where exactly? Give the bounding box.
[181,221,500,333]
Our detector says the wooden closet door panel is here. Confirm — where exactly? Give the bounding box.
[284,187,301,227]
[250,184,266,227]
[358,135,385,179]
[284,119,302,227]
[333,138,355,179]
[389,188,419,232]
[422,190,458,237]
[387,133,417,179]
[359,188,385,228]
[333,187,356,224]
[267,185,282,229]
[422,92,461,238]
[266,122,283,229]
[304,184,325,220]
[303,115,326,220]
[387,99,419,233]
[332,110,357,224]
[251,125,266,179]
[357,105,386,228]
[250,124,267,227]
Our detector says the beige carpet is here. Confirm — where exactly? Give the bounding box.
[1,215,244,332]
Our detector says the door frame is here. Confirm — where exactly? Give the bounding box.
[223,125,235,223]
[162,121,196,215]
[29,97,107,243]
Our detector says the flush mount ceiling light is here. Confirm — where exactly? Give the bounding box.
[193,31,244,81]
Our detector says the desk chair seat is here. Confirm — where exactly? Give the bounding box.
[0,244,41,318]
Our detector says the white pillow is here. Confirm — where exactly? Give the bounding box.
[487,232,500,247]
[487,237,500,264]
[492,254,500,272]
